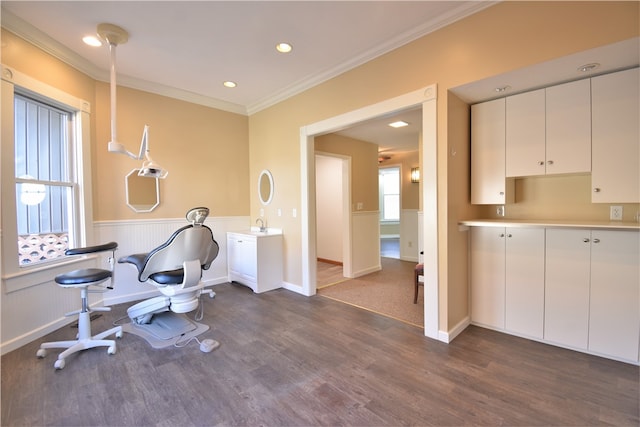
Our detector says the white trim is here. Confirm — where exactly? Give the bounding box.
[300,84,441,340]
[439,316,471,343]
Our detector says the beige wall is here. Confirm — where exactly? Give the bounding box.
[379,151,419,210]
[315,133,378,211]
[93,83,250,220]
[248,1,639,331]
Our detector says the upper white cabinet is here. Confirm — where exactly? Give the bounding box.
[471,98,514,204]
[545,79,592,175]
[506,89,546,177]
[591,67,640,203]
[506,80,591,177]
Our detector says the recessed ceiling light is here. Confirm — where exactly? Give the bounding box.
[82,35,102,47]
[388,121,409,128]
[276,42,292,53]
[223,81,237,88]
[494,85,511,93]
[578,63,600,73]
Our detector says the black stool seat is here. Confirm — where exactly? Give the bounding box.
[55,269,112,286]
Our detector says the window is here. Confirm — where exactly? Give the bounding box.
[15,94,73,265]
[1,65,92,282]
[379,166,400,221]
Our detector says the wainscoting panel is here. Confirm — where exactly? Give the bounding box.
[351,211,382,277]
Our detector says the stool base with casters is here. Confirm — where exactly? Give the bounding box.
[36,242,123,370]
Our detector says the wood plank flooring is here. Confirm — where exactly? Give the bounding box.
[2,282,638,426]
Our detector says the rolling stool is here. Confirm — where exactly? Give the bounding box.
[36,242,123,370]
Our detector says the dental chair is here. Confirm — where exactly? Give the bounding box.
[118,207,219,346]
[37,242,123,370]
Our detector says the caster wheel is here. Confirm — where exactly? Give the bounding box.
[116,330,123,339]
[107,345,117,355]
[209,291,216,299]
[36,349,46,358]
[54,359,65,370]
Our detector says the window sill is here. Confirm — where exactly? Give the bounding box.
[2,255,97,294]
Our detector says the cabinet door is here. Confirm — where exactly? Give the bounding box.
[227,234,257,280]
[589,230,640,362]
[505,228,545,339]
[471,99,509,204]
[545,229,591,349]
[470,227,505,329]
[506,89,546,177]
[545,79,591,175]
[592,68,640,202]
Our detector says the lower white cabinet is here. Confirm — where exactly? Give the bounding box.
[470,227,544,338]
[227,231,283,293]
[470,225,640,364]
[588,230,639,362]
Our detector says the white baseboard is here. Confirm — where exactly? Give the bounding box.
[438,316,470,343]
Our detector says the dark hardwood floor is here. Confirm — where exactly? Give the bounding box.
[2,282,638,426]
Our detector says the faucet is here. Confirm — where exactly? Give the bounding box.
[256,218,266,232]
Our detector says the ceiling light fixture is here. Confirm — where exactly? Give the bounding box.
[494,85,511,93]
[388,121,409,128]
[276,42,292,53]
[578,63,600,73]
[82,35,102,47]
[98,23,168,179]
[223,81,237,88]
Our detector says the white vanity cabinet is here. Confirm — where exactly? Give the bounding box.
[591,67,640,203]
[470,226,544,338]
[471,98,513,205]
[506,80,591,177]
[227,231,283,293]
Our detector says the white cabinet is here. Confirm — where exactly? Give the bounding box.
[504,228,545,339]
[506,80,591,177]
[227,231,283,293]
[589,230,640,362]
[470,226,544,338]
[471,98,513,204]
[544,229,591,350]
[591,67,640,203]
[545,228,640,362]
[470,227,505,329]
[506,89,546,177]
[545,79,592,175]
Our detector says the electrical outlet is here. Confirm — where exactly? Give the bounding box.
[610,205,623,221]
[496,205,505,217]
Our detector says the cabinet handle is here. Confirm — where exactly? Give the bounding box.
[593,188,601,193]
[507,234,512,238]
[538,161,544,166]
[499,233,505,238]
[583,238,590,243]
[593,238,600,243]
[499,191,504,196]
[547,160,554,165]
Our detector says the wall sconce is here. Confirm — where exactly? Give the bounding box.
[411,167,420,183]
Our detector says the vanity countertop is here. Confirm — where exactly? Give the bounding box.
[228,227,283,237]
[459,219,640,231]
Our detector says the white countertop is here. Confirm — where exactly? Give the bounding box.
[459,219,640,231]
[228,227,283,237]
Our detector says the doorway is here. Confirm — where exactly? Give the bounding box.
[300,84,439,339]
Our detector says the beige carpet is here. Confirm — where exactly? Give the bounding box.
[318,257,424,328]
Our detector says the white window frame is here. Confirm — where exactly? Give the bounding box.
[1,64,93,292]
[378,165,401,223]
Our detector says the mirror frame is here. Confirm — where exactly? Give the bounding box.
[258,169,274,205]
[125,168,160,212]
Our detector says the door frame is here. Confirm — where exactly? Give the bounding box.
[300,84,439,339]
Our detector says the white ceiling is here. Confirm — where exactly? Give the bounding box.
[1,1,491,115]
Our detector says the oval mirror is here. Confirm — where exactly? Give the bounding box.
[125,169,160,212]
[258,169,274,205]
